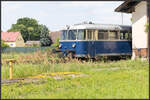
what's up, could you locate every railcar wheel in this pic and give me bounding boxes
[90,58,96,62]
[52,49,56,53]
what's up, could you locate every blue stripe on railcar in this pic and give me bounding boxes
[60,41,132,58]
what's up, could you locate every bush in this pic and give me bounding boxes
[1,41,9,47]
[145,23,149,33]
[51,38,60,47]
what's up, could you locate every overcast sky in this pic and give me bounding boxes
[2,1,132,32]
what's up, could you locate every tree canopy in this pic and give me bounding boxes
[7,17,44,42]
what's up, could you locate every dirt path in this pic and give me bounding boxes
[1,73,88,85]
[93,67,130,71]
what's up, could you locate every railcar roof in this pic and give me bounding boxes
[61,23,131,31]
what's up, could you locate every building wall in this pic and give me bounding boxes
[15,33,25,47]
[50,31,61,43]
[132,1,148,58]
[5,42,16,47]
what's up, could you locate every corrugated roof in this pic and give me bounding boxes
[115,0,141,13]
[1,32,20,42]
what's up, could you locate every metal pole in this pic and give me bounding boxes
[121,13,123,25]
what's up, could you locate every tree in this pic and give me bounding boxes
[40,25,52,46]
[7,17,41,42]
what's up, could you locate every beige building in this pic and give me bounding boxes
[1,32,25,47]
[49,31,61,43]
[115,0,148,59]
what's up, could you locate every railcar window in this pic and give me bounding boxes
[86,29,97,40]
[98,30,121,40]
[120,33,124,39]
[68,30,77,40]
[78,29,85,40]
[104,32,109,40]
[87,30,92,40]
[120,32,131,40]
[60,30,67,40]
[98,30,108,40]
[125,33,129,39]
[129,33,132,40]
[108,31,118,40]
[98,32,104,39]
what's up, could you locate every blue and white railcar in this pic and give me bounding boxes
[58,22,132,58]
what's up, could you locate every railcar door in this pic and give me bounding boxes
[87,29,96,58]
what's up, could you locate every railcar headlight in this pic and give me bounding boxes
[59,44,62,48]
[72,43,76,48]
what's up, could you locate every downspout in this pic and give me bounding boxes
[147,1,150,63]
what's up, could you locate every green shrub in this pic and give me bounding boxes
[51,38,60,47]
[145,23,149,33]
[1,41,9,47]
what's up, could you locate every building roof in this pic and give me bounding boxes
[25,41,40,45]
[1,32,20,42]
[61,22,131,31]
[115,0,141,13]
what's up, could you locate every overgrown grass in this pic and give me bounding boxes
[1,51,149,99]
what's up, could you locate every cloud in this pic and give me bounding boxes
[2,2,23,12]
[1,1,131,32]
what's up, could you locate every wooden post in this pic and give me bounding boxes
[6,59,16,80]
[9,61,13,80]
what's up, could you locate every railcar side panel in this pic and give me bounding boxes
[95,41,132,56]
[60,41,132,58]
